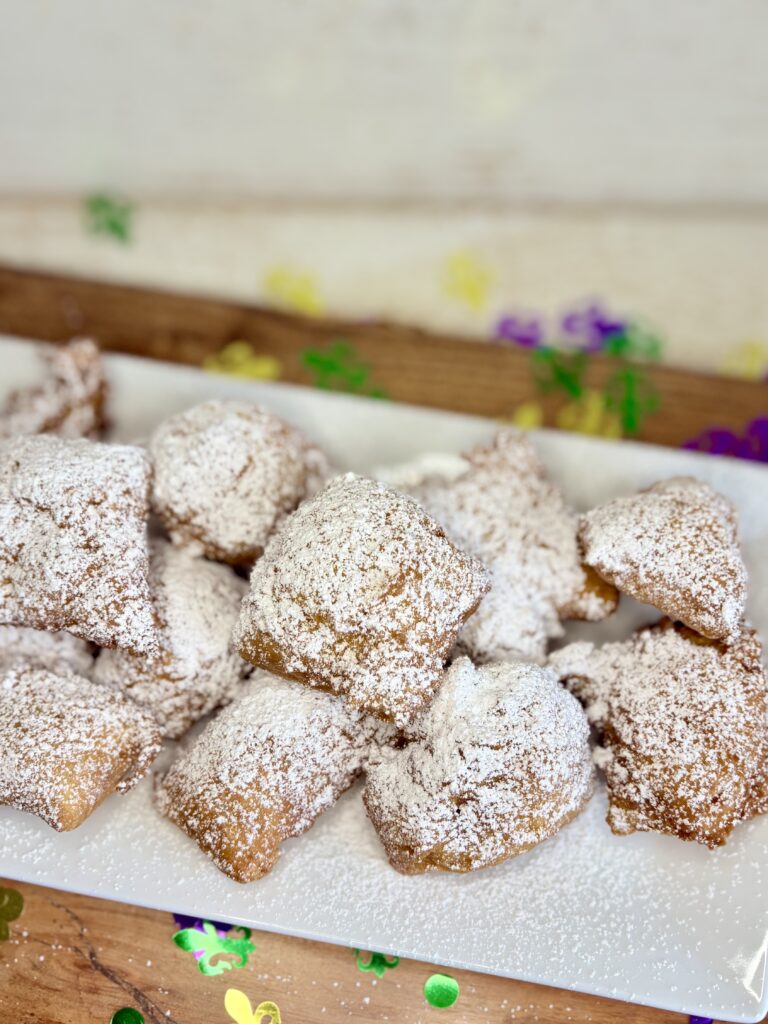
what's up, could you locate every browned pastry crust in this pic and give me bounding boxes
[363,657,594,874]
[156,672,390,882]
[0,668,161,831]
[579,476,747,641]
[549,619,768,847]
[232,473,490,728]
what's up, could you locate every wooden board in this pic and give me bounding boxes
[0,265,763,1023]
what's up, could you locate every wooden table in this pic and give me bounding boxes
[1,266,765,1024]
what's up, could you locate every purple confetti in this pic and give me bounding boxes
[683,415,768,462]
[689,1016,713,1024]
[172,913,231,960]
[495,314,544,348]
[560,302,627,352]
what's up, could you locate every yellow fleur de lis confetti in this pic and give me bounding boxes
[442,250,493,312]
[502,401,545,430]
[556,390,622,439]
[225,988,281,1024]
[203,341,282,381]
[721,341,768,381]
[263,265,323,316]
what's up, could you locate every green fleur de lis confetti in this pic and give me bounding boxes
[301,340,387,398]
[604,366,660,435]
[532,348,588,399]
[0,886,23,941]
[603,323,663,362]
[84,193,134,243]
[353,948,400,978]
[173,921,256,976]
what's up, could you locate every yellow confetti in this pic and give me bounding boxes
[442,250,493,312]
[721,341,768,381]
[203,341,282,381]
[263,265,323,316]
[556,390,622,439]
[225,988,281,1024]
[509,401,544,430]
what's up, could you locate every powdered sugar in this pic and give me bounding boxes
[0,338,106,440]
[233,473,490,727]
[410,430,613,663]
[0,625,94,677]
[156,671,389,881]
[93,539,249,738]
[150,399,329,565]
[0,434,157,654]
[579,476,748,640]
[549,620,768,847]
[0,667,161,831]
[363,656,594,873]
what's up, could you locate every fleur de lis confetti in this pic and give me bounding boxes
[495,313,544,348]
[84,194,134,243]
[555,389,622,439]
[443,250,493,312]
[683,415,768,463]
[560,302,627,353]
[0,886,23,941]
[532,348,588,399]
[353,948,400,978]
[604,366,660,435]
[173,920,256,976]
[225,988,281,1024]
[301,340,387,398]
[263,265,323,316]
[508,401,544,430]
[721,341,768,381]
[203,341,282,381]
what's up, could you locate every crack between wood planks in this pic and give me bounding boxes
[46,897,182,1024]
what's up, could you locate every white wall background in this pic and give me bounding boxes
[1,0,767,204]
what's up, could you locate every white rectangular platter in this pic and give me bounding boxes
[1,336,768,1022]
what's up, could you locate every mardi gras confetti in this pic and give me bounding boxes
[689,1017,713,1024]
[683,415,768,463]
[556,389,622,439]
[0,886,23,941]
[110,1010,144,1024]
[173,920,256,976]
[225,988,281,1024]
[203,341,282,381]
[84,194,133,243]
[353,948,400,978]
[301,340,387,398]
[532,348,588,399]
[264,265,323,316]
[495,313,543,348]
[442,250,493,312]
[721,340,768,381]
[424,973,460,1009]
[604,366,660,435]
[509,401,544,430]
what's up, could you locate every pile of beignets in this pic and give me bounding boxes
[1,339,765,883]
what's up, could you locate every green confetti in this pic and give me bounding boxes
[424,972,460,1009]
[110,1010,144,1024]
[604,366,660,435]
[85,193,134,243]
[353,948,400,977]
[301,339,387,398]
[0,886,23,941]
[604,323,663,362]
[173,921,256,976]
[532,348,588,399]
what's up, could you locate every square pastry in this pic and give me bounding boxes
[233,473,490,727]
[0,435,157,654]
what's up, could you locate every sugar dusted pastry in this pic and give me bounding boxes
[233,473,490,727]
[579,477,747,640]
[156,672,388,883]
[93,540,248,739]
[0,625,93,677]
[0,338,106,439]
[363,656,593,874]
[550,619,768,847]
[0,435,157,654]
[411,430,617,663]
[150,399,329,565]
[0,668,161,831]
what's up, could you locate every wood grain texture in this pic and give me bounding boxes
[0,264,766,447]
[0,879,694,1024]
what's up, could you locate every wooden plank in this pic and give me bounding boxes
[0,878,693,1024]
[0,264,765,448]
